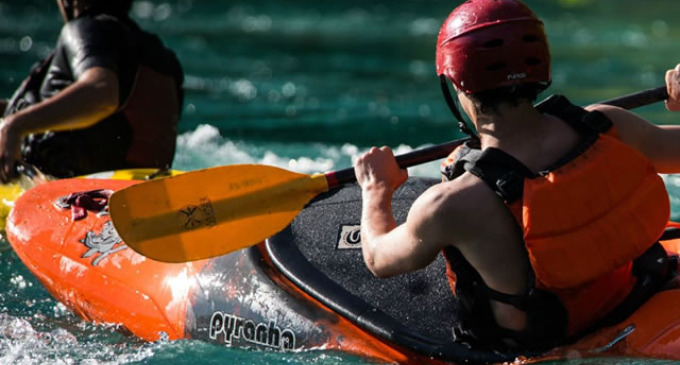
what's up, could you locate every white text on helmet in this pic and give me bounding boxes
[507,73,527,80]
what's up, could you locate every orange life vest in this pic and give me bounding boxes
[520,130,669,289]
[441,95,670,337]
[517,128,668,335]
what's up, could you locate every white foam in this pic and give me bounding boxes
[174,125,442,179]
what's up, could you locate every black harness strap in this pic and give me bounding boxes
[444,246,568,352]
[440,139,482,181]
[463,95,613,204]
[468,148,536,204]
[535,94,613,134]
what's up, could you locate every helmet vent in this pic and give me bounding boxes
[522,34,540,43]
[526,57,541,66]
[482,39,504,48]
[485,62,507,71]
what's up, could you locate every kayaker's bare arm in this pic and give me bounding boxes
[355,146,530,300]
[586,64,680,174]
[359,185,454,277]
[585,105,680,174]
[665,64,680,112]
[355,147,457,278]
[0,67,119,181]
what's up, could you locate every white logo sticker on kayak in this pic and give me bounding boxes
[80,221,127,266]
[337,225,362,249]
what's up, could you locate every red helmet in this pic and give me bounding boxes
[436,0,551,94]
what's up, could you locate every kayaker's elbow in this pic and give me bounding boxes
[362,238,398,278]
[363,256,392,279]
[369,267,391,279]
[368,267,392,279]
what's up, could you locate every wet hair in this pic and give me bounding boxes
[467,83,548,115]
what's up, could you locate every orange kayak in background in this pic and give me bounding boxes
[5,176,680,364]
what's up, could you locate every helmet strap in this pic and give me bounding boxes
[62,0,75,21]
[439,76,479,141]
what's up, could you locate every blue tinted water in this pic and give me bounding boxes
[0,0,679,364]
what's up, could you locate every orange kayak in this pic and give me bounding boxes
[5,176,680,364]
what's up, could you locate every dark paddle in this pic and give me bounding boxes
[109,85,670,262]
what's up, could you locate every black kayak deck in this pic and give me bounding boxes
[266,177,523,363]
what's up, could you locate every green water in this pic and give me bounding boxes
[0,0,680,364]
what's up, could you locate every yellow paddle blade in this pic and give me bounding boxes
[109,164,329,262]
[0,182,24,231]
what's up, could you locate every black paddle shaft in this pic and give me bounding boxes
[327,85,669,187]
[326,138,469,187]
[598,86,668,109]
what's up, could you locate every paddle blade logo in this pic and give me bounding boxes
[337,224,362,250]
[178,197,217,229]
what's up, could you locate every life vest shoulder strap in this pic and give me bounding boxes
[445,95,614,203]
[440,139,481,181]
[535,94,613,134]
[468,148,535,203]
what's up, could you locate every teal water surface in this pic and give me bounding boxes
[1,0,680,364]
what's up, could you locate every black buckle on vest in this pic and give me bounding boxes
[495,171,524,203]
[582,110,613,133]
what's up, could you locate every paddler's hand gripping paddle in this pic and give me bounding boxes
[109,86,668,262]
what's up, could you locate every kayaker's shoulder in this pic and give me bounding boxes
[584,103,657,137]
[412,174,494,220]
[585,102,631,115]
[583,103,650,125]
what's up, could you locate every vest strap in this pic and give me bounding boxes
[465,95,614,203]
[468,148,535,203]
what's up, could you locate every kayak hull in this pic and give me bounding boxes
[6,176,680,364]
[6,177,430,364]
